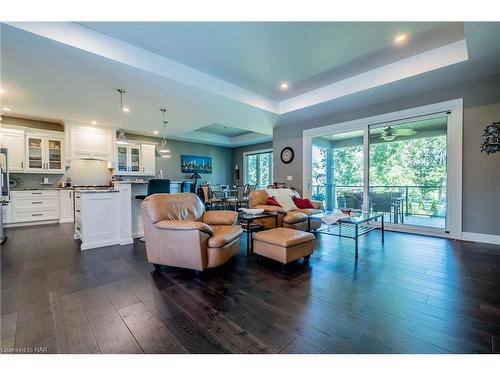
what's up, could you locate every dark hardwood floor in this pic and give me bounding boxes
[1,223,500,353]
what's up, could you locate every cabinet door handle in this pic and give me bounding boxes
[21,161,24,169]
[69,192,72,198]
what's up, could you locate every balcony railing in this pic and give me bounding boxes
[311,184,446,219]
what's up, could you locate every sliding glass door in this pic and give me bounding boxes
[244,150,273,188]
[368,117,447,229]
[306,100,462,238]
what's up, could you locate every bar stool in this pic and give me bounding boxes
[135,179,170,241]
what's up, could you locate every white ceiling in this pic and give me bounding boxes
[1,22,500,147]
[78,22,463,100]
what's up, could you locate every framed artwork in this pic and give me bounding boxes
[181,155,212,174]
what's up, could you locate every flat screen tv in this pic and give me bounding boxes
[181,155,212,174]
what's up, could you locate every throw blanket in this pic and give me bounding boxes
[321,213,349,225]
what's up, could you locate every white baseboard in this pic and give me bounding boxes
[59,218,74,224]
[5,219,59,228]
[120,237,134,245]
[462,232,500,245]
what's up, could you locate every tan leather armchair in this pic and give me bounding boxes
[142,193,243,271]
[248,189,323,231]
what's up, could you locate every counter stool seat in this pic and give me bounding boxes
[253,227,315,265]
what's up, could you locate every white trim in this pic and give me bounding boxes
[58,218,74,224]
[462,232,500,246]
[303,98,463,239]
[280,40,468,114]
[5,219,59,228]
[80,238,122,251]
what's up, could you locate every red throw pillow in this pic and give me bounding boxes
[266,196,281,207]
[292,196,315,209]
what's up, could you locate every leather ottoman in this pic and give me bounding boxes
[252,227,315,264]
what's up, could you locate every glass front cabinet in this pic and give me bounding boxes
[115,144,142,175]
[25,134,64,174]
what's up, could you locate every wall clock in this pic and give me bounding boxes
[280,147,295,164]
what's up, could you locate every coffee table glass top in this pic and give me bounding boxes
[312,211,383,225]
[238,211,278,220]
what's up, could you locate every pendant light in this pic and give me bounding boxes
[159,108,171,158]
[116,89,129,145]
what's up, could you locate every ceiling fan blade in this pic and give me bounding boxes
[393,129,417,135]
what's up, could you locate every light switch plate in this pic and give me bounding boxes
[287,176,293,181]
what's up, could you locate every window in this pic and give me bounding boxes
[244,150,273,188]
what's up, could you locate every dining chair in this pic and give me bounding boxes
[210,190,227,210]
[226,185,246,211]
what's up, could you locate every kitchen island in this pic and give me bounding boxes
[74,188,123,250]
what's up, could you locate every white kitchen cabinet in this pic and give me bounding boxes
[67,124,113,161]
[113,182,133,244]
[25,133,64,174]
[140,144,156,176]
[11,190,60,224]
[59,189,74,223]
[0,128,25,172]
[116,144,141,175]
[74,190,121,250]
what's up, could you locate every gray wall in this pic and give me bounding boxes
[273,74,500,235]
[231,141,273,185]
[126,133,233,185]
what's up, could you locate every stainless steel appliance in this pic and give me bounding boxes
[1,147,10,244]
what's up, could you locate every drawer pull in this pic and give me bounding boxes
[31,192,43,195]
[32,202,43,204]
[76,209,80,212]
[32,213,43,217]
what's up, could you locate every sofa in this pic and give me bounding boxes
[248,189,324,231]
[142,192,243,271]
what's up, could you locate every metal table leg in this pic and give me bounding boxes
[354,224,359,259]
[246,219,251,255]
[381,215,385,243]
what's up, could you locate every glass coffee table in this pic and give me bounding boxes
[238,211,279,255]
[311,212,384,259]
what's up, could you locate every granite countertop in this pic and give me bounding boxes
[74,189,119,194]
[11,187,71,191]
[113,181,148,184]
[113,180,184,184]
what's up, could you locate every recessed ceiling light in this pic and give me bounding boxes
[153,130,159,134]
[0,88,5,94]
[394,34,408,44]
[2,107,11,111]
[91,120,98,125]
[122,107,130,113]
[280,82,289,90]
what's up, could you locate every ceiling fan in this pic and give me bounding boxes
[379,126,417,141]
